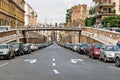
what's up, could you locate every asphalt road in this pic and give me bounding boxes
[0,43,120,80]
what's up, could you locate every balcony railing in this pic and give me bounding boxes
[98,2,115,7]
[92,10,116,17]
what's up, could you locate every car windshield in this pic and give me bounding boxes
[81,44,88,48]
[12,43,20,48]
[74,44,80,46]
[105,46,120,51]
[0,45,8,49]
[94,44,102,49]
[24,45,29,48]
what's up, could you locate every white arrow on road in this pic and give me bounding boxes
[24,59,37,64]
[70,59,83,64]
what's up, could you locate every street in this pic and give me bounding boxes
[0,43,120,80]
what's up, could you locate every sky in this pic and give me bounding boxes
[25,0,92,24]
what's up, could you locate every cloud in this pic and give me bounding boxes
[25,0,92,23]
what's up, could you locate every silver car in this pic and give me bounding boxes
[0,44,15,60]
[99,45,120,62]
[114,53,120,67]
[31,44,38,51]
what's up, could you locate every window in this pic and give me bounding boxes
[108,0,111,4]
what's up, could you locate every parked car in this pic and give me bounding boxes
[114,53,120,67]
[79,43,89,55]
[57,42,64,47]
[72,43,81,51]
[69,44,74,50]
[0,44,15,60]
[23,44,32,54]
[64,43,71,49]
[31,44,38,51]
[88,43,103,59]
[36,44,43,49]
[42,43,48,48]
[99,45,120,62]
[11,42,24,56]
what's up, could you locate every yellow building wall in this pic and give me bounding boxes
[0,0,25,27]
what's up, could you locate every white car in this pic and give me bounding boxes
[0,44,15,60]
[99,45,120,62]
[30,44,38,51]
[73,43,81,51]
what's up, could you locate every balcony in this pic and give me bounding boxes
[92,11,116,18]
[98,9,116,16]
[98,2,115,7]
[100,12,116,16]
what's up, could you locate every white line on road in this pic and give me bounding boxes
[70,60,77,64]
[24,59,37,64]
[0,62,9,68]
[70,59,83,64]
[109,66,120,71]
[52,63,56,66]
[30,59,37,63]
[53,69,60,74]
[52,58,55,62]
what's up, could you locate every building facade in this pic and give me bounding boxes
[71,4,87,27]
[92,0,120,25]
[0,0,25,28]
[24,3,38,27]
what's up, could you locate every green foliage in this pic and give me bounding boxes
[89,8,96,15]
[66,9,72,22]
[102,16,120,27]
[85,17,95,26]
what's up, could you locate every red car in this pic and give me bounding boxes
[87,43,103,59]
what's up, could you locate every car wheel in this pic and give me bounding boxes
[29,51,31,54]
[91,54,95,59]
[89,55,91,58]
[22,51,24,55]
[18,52,21,56]
[99,57,102,61]
[12,53,15,58]
[6,54,11,60]
[115,58,120,67]
[85,52,87,55]
[104,56,108,62]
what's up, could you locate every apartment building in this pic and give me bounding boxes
[71,4,87,27]
[92,0,120,24]
[24,3,38,27]
[0,0,25,28]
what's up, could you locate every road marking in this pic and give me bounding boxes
[52,63,56,66]
[53,69,60,74]
[109,66,120,71]
[24,59,37,64]
[0,62,9,68]
[52,58,55,62]
[30,59,37,63]
[70,59,83,64]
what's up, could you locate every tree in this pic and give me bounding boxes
[102,16,120,27]
[89,8,96,15]
[85,17,95,26]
